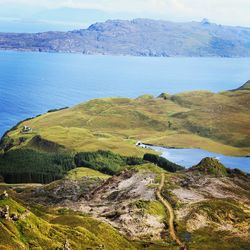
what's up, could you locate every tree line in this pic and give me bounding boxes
[0,149,184,184]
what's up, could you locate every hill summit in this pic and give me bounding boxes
[237,80,250,90]
[190,157,227,176]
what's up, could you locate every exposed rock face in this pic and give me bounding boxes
[0,199,28,222]
[18,169,166,241]
[0,205,10,220]
[20,177,106,205]
[10,213,19,221]
[169,171,250,238]
[62,239,71,250]
[0,190,8,199]
[11,164,250,247]
[73,170,166,240]
[1,19,250,57]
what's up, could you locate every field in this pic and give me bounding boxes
[2,87,250,157]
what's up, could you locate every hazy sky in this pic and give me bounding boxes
[0,0,250,32]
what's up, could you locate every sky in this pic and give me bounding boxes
[0,0,250,32]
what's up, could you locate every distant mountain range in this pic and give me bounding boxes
[1,18,250,57]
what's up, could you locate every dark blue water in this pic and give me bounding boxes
[147,146,250,173]
[0,51,250,139]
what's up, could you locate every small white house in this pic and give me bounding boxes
[21,126,32,133]
[136,141,147,148]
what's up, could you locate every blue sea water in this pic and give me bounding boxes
[0,51,250,172]
[0,51,250,135]
[147,146,250,173]
[0,51,250,137]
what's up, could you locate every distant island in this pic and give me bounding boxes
[1,18,250,57]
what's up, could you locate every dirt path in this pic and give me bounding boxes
[156,173,187,250]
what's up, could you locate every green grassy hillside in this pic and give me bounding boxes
[190,157,228,176]
[2,88,250,157]
[0,197,136,250]
[0,161,249,250]
[64,167,110,180]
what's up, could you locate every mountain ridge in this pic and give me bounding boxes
[238,80,250,90]
[231,80,250,91]
[1,18,250,57]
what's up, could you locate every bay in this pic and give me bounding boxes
[0,51,250,138]
[147,145,250,173]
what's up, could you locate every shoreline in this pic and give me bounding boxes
[1,49,250,59]
[138,143,250,173]
[139,143,250,158]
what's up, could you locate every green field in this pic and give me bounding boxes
[2,88,250,157]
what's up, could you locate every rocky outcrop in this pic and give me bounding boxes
[168,169,250,239]
[0,190,8,199]
[0,205,10,220]
[19,168,167,241]
[74,170,166,240]
[62,239,71,250]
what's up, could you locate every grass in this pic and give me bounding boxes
[189,227,250,250]
[3,90,250,157]
[190,157,228,177]
[0,90,249,248]
[50,215,136,250]
[131,200,167,221]
[188,198,249,224]
[176,197,250,249]
[131,163,167,174]
[64,167,110,180]
[0,197,137,250]
[133,241,179,250]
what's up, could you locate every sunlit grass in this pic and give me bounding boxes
[6,90,250,156]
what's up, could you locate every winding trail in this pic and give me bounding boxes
[156,173,187,250]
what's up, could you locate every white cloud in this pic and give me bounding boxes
[0,0,250,26]
[0,0,177,12]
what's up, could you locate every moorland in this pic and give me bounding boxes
[0,81,249,250]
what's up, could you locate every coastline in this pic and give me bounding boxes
[138,143,250,173]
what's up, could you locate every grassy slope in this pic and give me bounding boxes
[170,90,250,149]
[0,197,136,250]
[5,89,250,156]
[1,164,249,249]
[0,165,177,250]
[64,167,110,180]
[186,199,250,250]
[161,172,250,250]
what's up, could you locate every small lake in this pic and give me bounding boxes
[146,145,250,173]
[0,51,250,136]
